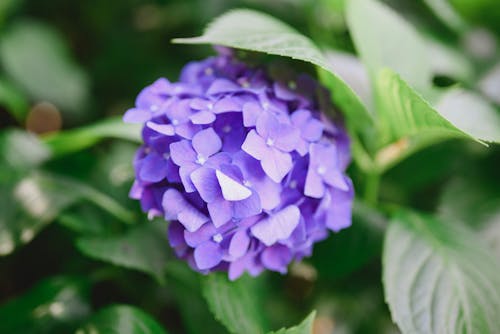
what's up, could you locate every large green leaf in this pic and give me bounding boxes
[43,117,142,157]
[0,276,91,334]
[346,0,432,92]
[373,69,488,169]
[76,221,169,284]
[202,273,267,334]
[0,20,89,113]
[77,305,167,334]
[383,210,500,334]
[173,9,373,138]
[436,88,500,143]
[268,311,316,334]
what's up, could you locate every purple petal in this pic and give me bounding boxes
[168,221,185,247]
[273,82,298,101]
[165,99,192,122]
[179,163,199,193]
[194,241,223,270]
[190,110,216,124]
[215,170,252,201]
[213,97,242,114]
[207,199,232,228]
[146,121,175,136]
[129,180,143,199]
[233,191,262,219]
[177,208,210,232]
[323,169,349,191]
[207,78,242,95]
[175,122,200,139]
[170,140,196,166]
[162,189,188,219]
[123,108,151,123]
[304,166,325,198]
[184,223,217,247]
[139,152,168,182]
[229,230,250,259]
[190,167,221,203]
[192,128,222,158]
[190,98,212,110]
[273,125,300,152]
[251,205,300,246]
[260,149,292,183]
[241,130,267,161]
[261,244,292,273]
[242,102,262,127]
[302,118,323,141]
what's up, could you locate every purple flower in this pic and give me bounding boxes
[126,50,354,280]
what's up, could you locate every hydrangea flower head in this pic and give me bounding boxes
[125,50,354,280]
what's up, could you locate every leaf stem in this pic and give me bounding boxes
[364,171,380,205]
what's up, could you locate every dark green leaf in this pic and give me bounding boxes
[43,117,141,157]
[0,20,89,113]
[77,305,167,334]
[76,221,169,284]
[174,9,373,142]
[0,277,90,334]
[0,172,81,256]
[383,210,500,333]
[0,170,135,256]
[311,201,385,279]
[202,273,267,334]
[268,311,315,334]
[0,77,29,122]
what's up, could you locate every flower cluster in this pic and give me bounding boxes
[125,51,354,280]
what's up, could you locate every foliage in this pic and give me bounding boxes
[0,0,499,333]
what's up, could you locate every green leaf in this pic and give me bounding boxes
[374,69,485,168]
[268,311,316,334]
[436,88,500,143]
[43,117,142,157]
[0,170,135,256]
[202,273,267,334]
[173,9,373,140]
[0,276,90,334]
[346,0,432,92]
[0,172,82,256]
[311,201,385,278]
[383,210,500,334]
[0,20,89,113]
[0,129,51,177]
[77,305,167,334]
[76,221,169,284]
[0,77,29,122]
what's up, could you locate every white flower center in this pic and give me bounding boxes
[289,180,297,189]
[207,103,214,110]
[266,138,275,147]
[262,102,270,110]
[212,233,223,243]
[150,104,159,111]
[171,119,179,126]
[205,67,214,75]
[223,125,232,133]
[317,166,326,175]
[243,180,252,187]
[196,154,206,165]
[163,153,170,160]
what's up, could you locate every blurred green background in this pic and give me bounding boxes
[0,0,499,333]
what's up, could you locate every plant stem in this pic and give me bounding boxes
[364,172,380,205]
